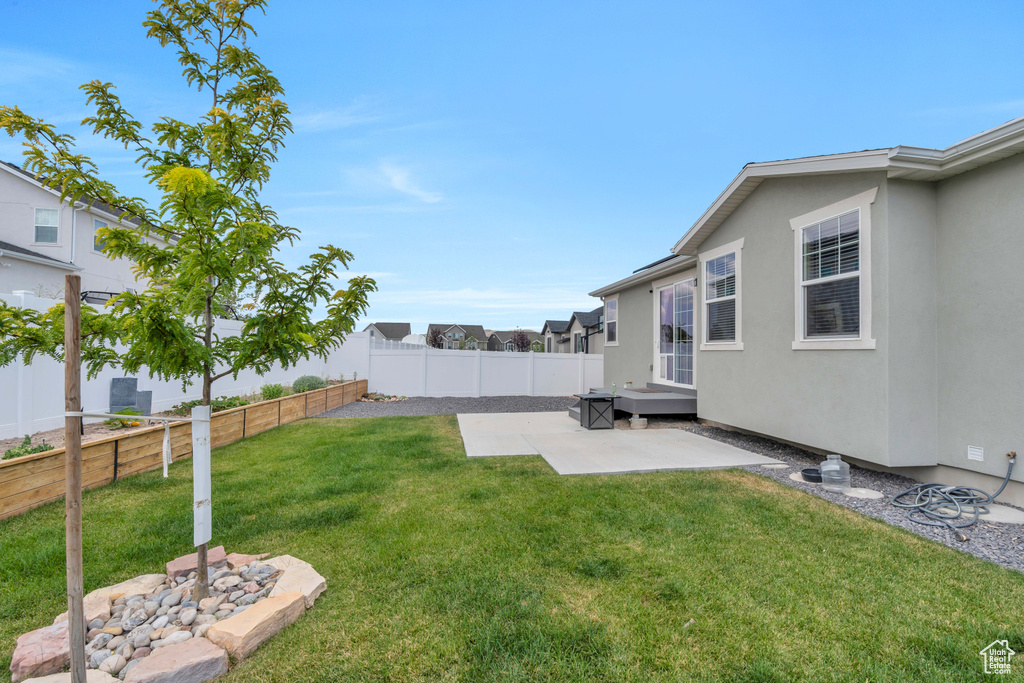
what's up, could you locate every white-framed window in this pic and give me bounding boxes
[604,296,618,345]
[546,335,552,353]
[93,219,108,253]
[573,332,583,353]
[698,237,744,351]
[34,208,59,244]
[790,187,877,350]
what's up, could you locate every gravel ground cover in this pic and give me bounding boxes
[322,395,577,418]
[677,421,1024,573]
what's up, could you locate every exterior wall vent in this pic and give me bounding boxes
[967,445,984,462]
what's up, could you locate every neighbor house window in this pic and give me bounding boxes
[93,219,107,252]
[546,336,552,353]
[574,332,583,353]
[34,208,59,244]
[604,297,618,345]
[790,187,876,350]
[698,237,744,350]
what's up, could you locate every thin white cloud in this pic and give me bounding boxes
[379,163,442,203]
[0,48,77,87]
[291,96,383,133]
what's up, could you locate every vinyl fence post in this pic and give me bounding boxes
[422,345,429,397]
[475,349,483,398]
[14,291,34,436]
[528,351,535,396]
[578,351,585,394]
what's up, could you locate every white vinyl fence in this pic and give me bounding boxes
[0,291,367,439]
[363,337,603,398]
[1,290,604,439]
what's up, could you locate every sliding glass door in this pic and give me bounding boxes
[655,278,694,387]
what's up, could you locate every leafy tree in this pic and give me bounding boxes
[426,327,446,349]
[0,0,375,598]
[512,329,531,352]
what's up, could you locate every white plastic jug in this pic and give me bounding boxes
[819,454,851,493]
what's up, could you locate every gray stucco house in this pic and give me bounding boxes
[591,117,1024,505]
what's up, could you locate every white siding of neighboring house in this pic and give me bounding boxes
[0,165,159,296]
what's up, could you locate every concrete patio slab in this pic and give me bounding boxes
[458,412,781,474]
[458,412,585,458]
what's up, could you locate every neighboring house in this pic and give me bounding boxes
[426,323,488,350]
[566,307,605,354]
[487,329,542,352]
[0,161,156,300]
[541,320,570,354]
[363,322,412,342]
[590,116,1024,505]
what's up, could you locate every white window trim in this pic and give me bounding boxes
[604,294,619,346]
[790,187,877,351]
[698,237,744,351]
[33,207,61,246]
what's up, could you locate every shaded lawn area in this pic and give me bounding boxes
[2,416,1023,682]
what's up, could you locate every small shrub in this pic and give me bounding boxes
[292,375,327,393]
[4,435,54,460]
[169,395,250,416]
[261,383,285,400]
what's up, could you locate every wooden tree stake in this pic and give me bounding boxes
[64,274,86,683]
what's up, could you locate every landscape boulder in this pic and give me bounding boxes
[166,546,227,579]
[122,637,227,683]
[224,552,268,569]
[269,564,326,608]
[9,621,69,683]
[20,671,118,683]
[206,591,305,660]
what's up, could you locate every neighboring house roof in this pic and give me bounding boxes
[671,114,1024,256]
[542,320,570,335]
[589,253,696,298]
[490,329,542,343]
[364,322,411,340]
[427,323,488,340]
[568,307,603,330]
[0,239,82,271]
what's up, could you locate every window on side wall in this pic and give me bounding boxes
[574,332,583,353]
[790,187,876,350]
[605,297,618,345]
[800,210,860,338]
[698,237,744,350]
[93,219,108,252]
[34,208,59,244]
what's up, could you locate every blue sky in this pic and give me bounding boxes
[3,1,1024,334]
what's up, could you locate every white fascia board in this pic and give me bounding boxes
[0,249,83,271]
[671,150,892,256]
[589,255,697,298]
[669,114,1024,258]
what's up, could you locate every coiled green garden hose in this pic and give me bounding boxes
[890,452,1017,542]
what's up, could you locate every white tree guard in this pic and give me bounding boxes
[191,405,212,547]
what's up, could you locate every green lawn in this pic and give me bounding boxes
[2,416,1022,682]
